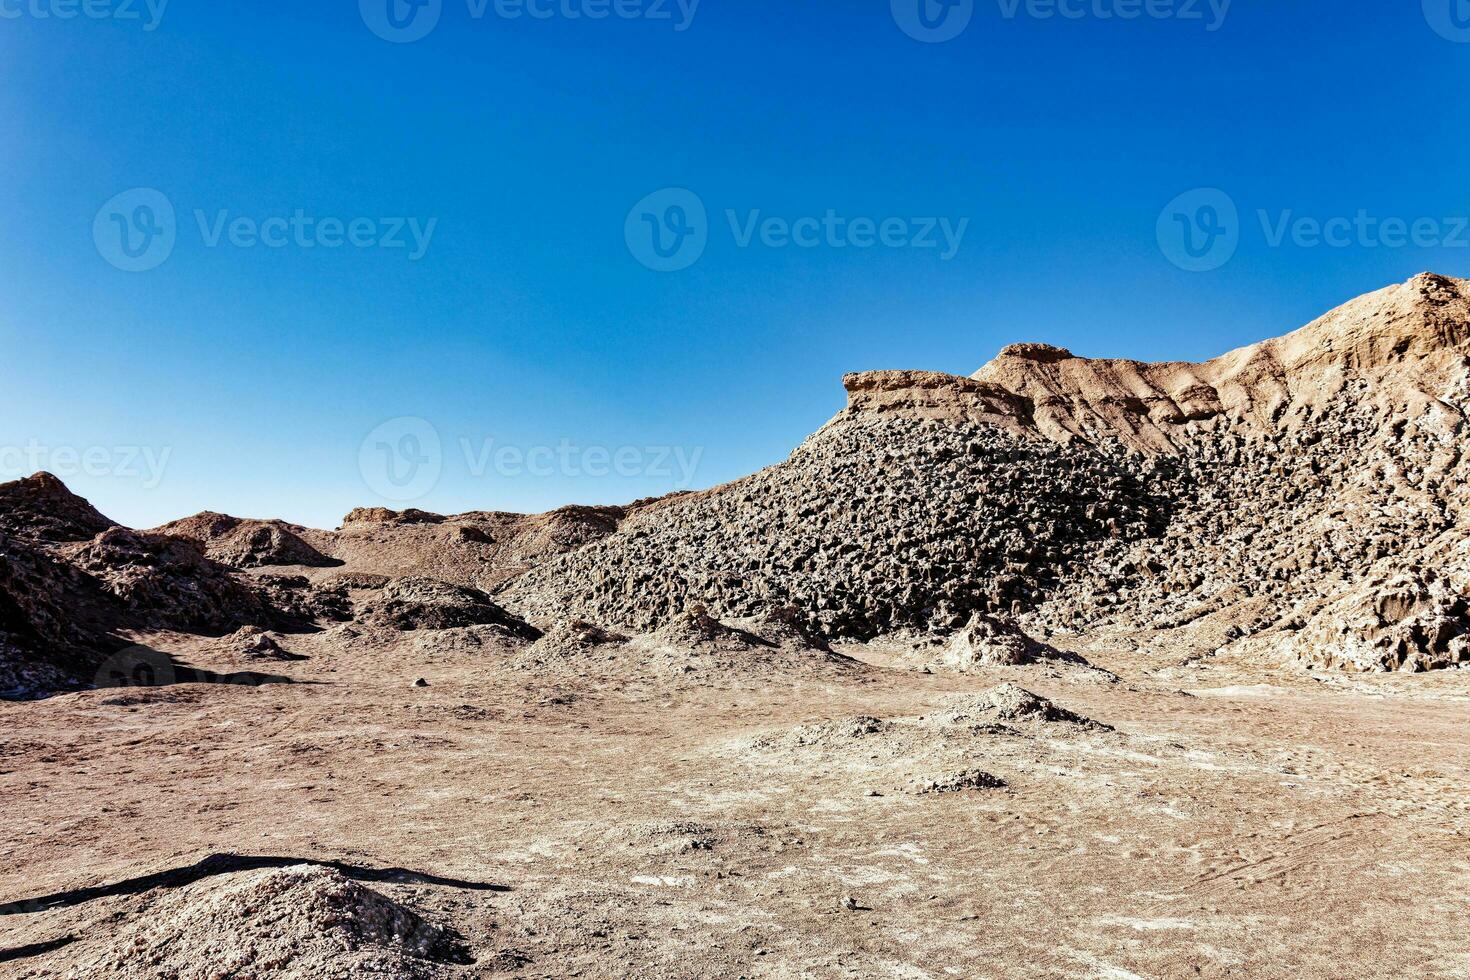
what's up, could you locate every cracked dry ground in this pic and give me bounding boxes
[3,631,1468,979]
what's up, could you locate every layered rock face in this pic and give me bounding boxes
[502,273,1470,671]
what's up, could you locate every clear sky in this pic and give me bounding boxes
[2,1,1467,529]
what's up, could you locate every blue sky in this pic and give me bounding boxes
[2,0,1468,528]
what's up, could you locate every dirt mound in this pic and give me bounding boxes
[154,511,337,569]
[931,613,1071,669]
[751,715,893,751]
[911,768,1006,794]
[357,576,541,639]
[530,619,630,652]
[327,503,632,592]
[929,683,1109,730]
[640,606,771,651]
[76,864,468,979]
[216,625,302,661]
[0,471,118,542]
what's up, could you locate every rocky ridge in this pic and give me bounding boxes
[501,273,1470,672]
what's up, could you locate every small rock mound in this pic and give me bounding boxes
[155,512,337,569]
[642,606,770,651]
[995,342,1075,363]
[0,471,118,543]
[358,577,540,639]
[326,572,392,590]
[935,613,1067,669]
[752,715,892,750]
[931,684,1110,731]
[221,625,299,661]
[342,507,446,526]
[744,605,833,651]
[82,864,469,979]
[531,619,629,652]
[912,768,1007,794]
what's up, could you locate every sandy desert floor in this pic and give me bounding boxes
[3,627,1468,979]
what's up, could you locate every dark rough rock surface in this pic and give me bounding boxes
[357,576,541,639]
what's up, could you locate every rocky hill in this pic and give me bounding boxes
[3,273,1468,696]
[501,273,1470,672]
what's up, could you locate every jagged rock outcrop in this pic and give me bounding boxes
[64,527,278,635]
[1284,566,1470,672]
[0,531,120,697]
[0,471,118,543]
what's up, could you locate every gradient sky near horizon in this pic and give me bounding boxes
[2,1,1468,529]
